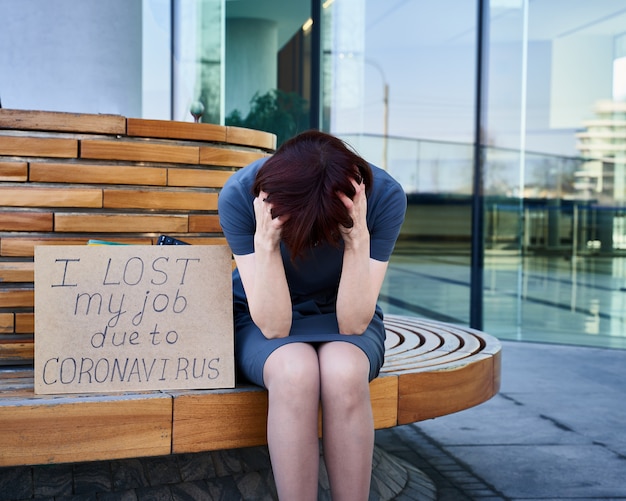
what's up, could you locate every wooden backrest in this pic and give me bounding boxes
[0,109,276,365]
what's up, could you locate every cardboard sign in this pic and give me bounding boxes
[34,245,234,394]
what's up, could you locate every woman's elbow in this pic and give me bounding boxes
[338,319,369,336]
[257,318,292,339]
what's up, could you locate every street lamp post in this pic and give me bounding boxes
[365,58,389,170]
[382,79,389,170]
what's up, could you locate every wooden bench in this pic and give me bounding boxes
[0,314,500,467]
[0,109,501,469]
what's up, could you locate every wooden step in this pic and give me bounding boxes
[0,339,33,363]
[15,313,34,334]
[81,139,199,164]
[127,118,226,143]
[0,109,126,135]
[226,126,276,150]
[168,167,234,188]
[0,161,27,181]
[30,162,167,186]
[0,136,77,158]
[0,262,34,282]
[102,189,218,211]
[54,214,189,233]
[0,212,53,231]
[0,238,150,257]
[0,187,102,208]
[188,215,223,232]
[0,313,12,334]
[0,288,34,308]
[199,147,268,167]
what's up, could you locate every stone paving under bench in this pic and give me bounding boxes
[0,444,435,501]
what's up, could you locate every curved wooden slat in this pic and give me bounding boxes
[379,315,501,424]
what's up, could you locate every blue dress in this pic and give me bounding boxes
[218,158,407,387]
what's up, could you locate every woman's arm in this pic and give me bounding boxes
[235,192,292,339]
[336,180,388,334]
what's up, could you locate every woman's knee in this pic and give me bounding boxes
[264,343,321,395]
[318,342,371,401]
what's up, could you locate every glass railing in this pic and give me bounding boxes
[340,133,626,256]
[341,133,626,349]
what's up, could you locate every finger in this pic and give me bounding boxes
[255,190,272,209]
[253,198,274,225]
[354,177,366,195]
[337,190,354,210]
[274,212,290,224]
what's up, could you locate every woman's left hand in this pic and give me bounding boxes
[337,177,368,250]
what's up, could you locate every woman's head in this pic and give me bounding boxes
[252,130,373,260]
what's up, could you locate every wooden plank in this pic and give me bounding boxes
[0,313,13,334]
[127,118,226,143]
[225,126,276,150]
[382,332,439,365]
[81,139,199,165]
[1,238,90,257]
[491,347,502,395]
[396,355,498,424]
[103,189,218,211]
[0,288,34,308]
[370,375,398,429]
[199,147,268,167]
[0,339,33,363]
[0,109,126,135]
[0,381,35,395]
[0,371,35,394]
[0,136,77,158]
[54,214,188,233]
[0,238,150,257]
[15,313,34,334]
[188,215,222,232]
[0,394,172,466]
[0,187,102,208]
[0,261,34,282]
[30,162,167,186]
[172,387,268,453]
[168,167,234,188]
[0,211,53,231]
[0,367,32,381]
[0,161,28,181]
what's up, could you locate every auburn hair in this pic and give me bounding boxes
[252,130,373,260]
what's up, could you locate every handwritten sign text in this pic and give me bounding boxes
[34,245,234,394]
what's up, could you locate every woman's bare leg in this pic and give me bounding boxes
[263,343,321,501]
[318,342,374,501]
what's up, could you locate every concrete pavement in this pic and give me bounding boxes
[377,339,626,500]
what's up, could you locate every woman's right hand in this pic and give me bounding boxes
[253,190,287,252]
[236,190,292,339]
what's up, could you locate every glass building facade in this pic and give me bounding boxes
[3,0,626,349]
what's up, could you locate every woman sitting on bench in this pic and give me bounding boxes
[218,130,406,500]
